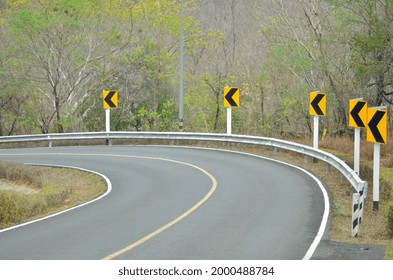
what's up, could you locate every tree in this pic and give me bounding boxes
[259,0,359,135]
[331,0,393,106]
[7,0,133,133]
[0,4,28,135]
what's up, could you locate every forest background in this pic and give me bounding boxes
[1,0,392,138]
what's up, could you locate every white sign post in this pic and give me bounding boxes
[227,107,232,135]
[313,116,319,149]
[353,127,361,174]
[373,143,381,211]
[105,108,110,133]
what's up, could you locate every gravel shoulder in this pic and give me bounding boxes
[312,239,386,260]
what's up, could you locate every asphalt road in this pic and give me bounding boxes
[0,146,328,260]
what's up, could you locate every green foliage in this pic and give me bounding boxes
[183,72,237,133]
[131,99,177,131]
[350,28,391,78]
[129,39,173,82]
[184,88,217,132]
[134,107,160,131]
[9,9,47,33]
[157,99,178,131]
[330,0,393,105]
[55,0,86,14]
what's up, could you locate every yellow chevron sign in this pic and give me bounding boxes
[367,107,387,144]
[309,92,326,116]
[224,87,240,107]
[349,99,367,128]
[103,90,118,109]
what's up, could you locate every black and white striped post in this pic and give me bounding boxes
[352,193,361,237]
[352,182,367,237]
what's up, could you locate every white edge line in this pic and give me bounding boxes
[0,146,330,259]
[144,145,330,260]
[300,168,330,260]
[0,163,112,234]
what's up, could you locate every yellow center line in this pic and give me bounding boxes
[101,155,218,260]
[1,152,218,260]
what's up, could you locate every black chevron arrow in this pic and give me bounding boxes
[225,88,239,106]
[104,91,117,108]
[311,93,325,115]
[350,101,366,127]
[368,110,386,143]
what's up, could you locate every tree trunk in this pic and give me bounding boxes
[375,54,385,106]
[0,117,3,136]
[54,95,64,133]
[213,91,220,131]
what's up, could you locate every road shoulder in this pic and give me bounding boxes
[312,240,386,260]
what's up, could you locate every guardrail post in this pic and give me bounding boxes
[325,163,331,174]
[106,134,112,146]
[362,181,368,199]
[359,190,364,225]
[358,181,367,227]
[48,136,53,148]
[352,193,360,237]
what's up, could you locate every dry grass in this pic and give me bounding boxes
[317,134,393,168]
[0,163,107,229]
[0,162,45,189]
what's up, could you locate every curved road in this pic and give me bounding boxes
[0,146,328,260]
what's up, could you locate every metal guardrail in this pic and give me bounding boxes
[0,131,367,236]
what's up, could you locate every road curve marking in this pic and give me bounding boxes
[1,148,326,259]
[149,146,330,260]
[101,155,218,260]
[300,169,329,260]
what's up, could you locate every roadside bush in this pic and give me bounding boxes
[388,204,393,237]
[41,183,73,207]
[0,183,73,228]
[0,191,20,226]
[0,191,48,227]
[28,196,48,217]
